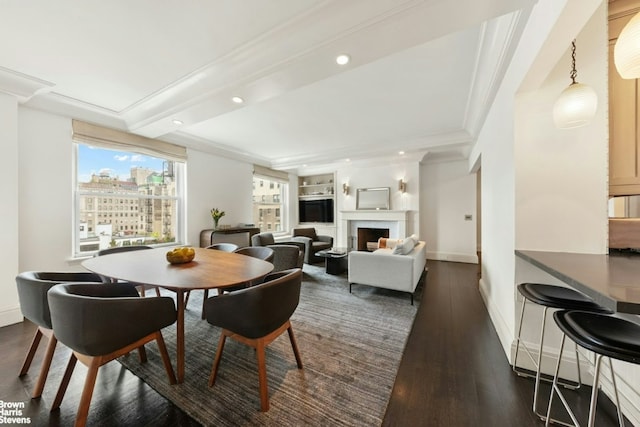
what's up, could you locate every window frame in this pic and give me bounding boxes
[252,173,289,236]
[72,143,186,258]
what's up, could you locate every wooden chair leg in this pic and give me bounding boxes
[52,353,78,410]
[201,289,209,319]
[74,358,101,427]
[19,328,43,376]
[155,332,176,384]
[256,340,270,412]
[32,334,58,398]
[154,287,161,297]
[287,325,303,369]
[208,333,227,387]
[184,291,190,308]
[137,345,147,363]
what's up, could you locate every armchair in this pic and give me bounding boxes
[15,271,107,398]
[251,232,304,271]
[204,268,303,411]
[291,227,333,264]
[47,282,177,427]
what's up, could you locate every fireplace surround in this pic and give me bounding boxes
[340,210,411,251]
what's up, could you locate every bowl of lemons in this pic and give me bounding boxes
[166,247,196,264]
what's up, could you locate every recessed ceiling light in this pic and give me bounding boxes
[232,96,244,104]
[172,119,183,126]
[302,164,308,167]
[336,54,350,65]
[345,158,351,162]
[398,151,405,155]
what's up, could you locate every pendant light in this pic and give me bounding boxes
[614,11,640,79]
[553,40,598,129]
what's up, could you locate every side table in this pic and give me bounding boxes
[316,249,348,275]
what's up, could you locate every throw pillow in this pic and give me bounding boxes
[392,237,416,255]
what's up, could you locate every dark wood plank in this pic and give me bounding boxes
[383,260,624,427]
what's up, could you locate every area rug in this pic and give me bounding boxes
[119,265,419,426]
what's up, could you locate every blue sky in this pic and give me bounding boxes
[78,145,165,183]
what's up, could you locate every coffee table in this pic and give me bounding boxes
[316,249,348,275]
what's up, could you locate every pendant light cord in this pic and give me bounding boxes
[570,39,577,85]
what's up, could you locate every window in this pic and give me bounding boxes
[252,175,288,233]
[74,144,185,256]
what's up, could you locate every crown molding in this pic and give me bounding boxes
[121,0,425,137]
[162,131,272,166]
[271,129,473,170]
[463,8,530,137]
[0,66,54,102]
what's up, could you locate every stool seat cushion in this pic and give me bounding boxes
[518,283,613,313]
[554,310,640,364]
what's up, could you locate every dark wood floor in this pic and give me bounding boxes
[0,260,625,426]
[384,260,624,426]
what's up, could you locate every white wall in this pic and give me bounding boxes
[1,107,257,327]
[470,0,575,356]
[333,160,420,247]
[18,108,76,272]
[512,0,608,372]
[186,150,254,246]
[0,93,21,325]
[515,7,608,254]
[421,159,477,263]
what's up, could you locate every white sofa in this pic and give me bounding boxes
[348,236,427,304]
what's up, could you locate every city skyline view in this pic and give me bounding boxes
[77,144,165,183]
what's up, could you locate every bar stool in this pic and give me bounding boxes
[546,310,640,427]
[514,283,613,421]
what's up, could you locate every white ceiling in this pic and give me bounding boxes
[0,0,535,172]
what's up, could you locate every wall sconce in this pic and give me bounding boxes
[342,183,350,195]
[398,179,407,193]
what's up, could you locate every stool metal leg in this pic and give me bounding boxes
[533,306,549,415]
[587,354,603,427]
[608,358,625,427]
[547,337,624,427]
[513,299,582,422]
[513,295,527,374]
[546,333,581,427]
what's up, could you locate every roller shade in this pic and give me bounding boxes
[72,120,187,162]
[253,164,289,183]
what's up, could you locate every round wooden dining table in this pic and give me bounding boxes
[82,247,274,383]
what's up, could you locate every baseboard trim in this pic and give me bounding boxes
[479,277,512,357]
[426,251,478,264]
[0,307,23,327]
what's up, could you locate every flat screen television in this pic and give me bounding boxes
[299,198,334,223]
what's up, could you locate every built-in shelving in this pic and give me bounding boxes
[298,173,335,198]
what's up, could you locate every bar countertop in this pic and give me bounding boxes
[515,250,640,314]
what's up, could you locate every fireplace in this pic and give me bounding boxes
[357,227,389,251]
[340,210,411,251]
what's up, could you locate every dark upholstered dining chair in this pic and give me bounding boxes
[186,242,240,319]
[204,268,303,412]
[15,271,108,398]
[231,246,275,289]
[251,232,303,271]
[47,282,177,427]
[96,245,160,297]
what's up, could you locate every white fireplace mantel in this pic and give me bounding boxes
[340,210,412,250]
